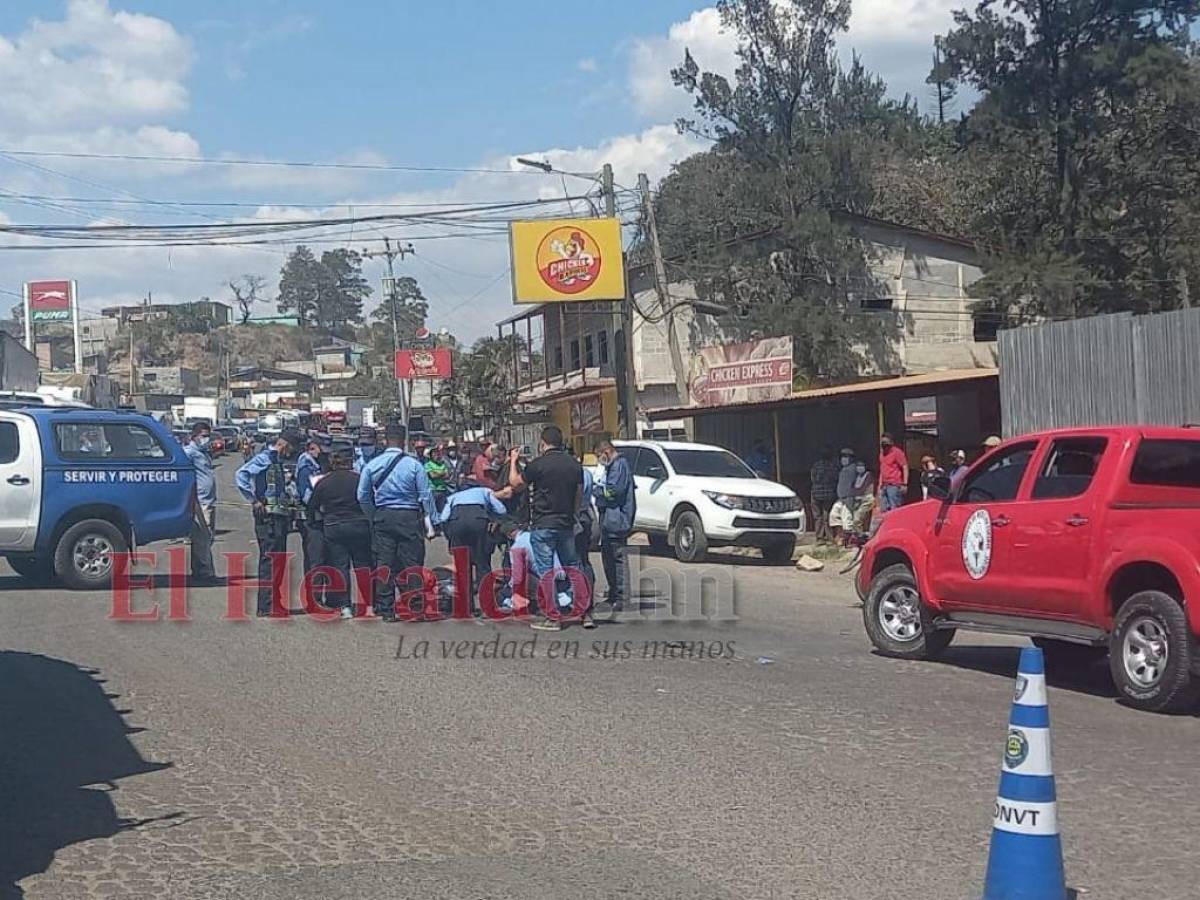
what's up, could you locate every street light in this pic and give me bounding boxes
[515,157,553,173]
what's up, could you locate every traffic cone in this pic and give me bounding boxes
[982,646,1068,900]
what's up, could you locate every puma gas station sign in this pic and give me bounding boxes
[26,280,74,321]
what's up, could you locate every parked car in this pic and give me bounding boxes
[0,408,196,589]
[613,440,804,563]
[857,426,1200,713]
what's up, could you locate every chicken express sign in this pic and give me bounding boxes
[509,217,626,304]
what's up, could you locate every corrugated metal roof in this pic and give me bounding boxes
[646,368,998,420]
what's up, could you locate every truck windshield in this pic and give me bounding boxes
[665,448,757,479]
[1130,439,1200,488]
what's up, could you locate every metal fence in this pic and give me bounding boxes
[1000,308,1200,435]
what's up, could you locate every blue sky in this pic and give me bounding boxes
[0,0,963,340]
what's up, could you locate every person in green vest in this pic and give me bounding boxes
[425,444,452,516]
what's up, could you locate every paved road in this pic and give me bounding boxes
[3,456,1199,899]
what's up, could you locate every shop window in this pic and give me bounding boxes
[598,330,609,364]
[584,334,595,367]
[569,339,581,371]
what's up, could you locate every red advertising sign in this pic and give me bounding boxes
[688,336,794,407]
[395,348,452,380]
[27,280,72,321]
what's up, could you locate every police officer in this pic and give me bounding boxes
[236,429,303,617]
[353,426,380,473]
[295,436,328,598]
[436,477,505,616]
[356,422,436,621]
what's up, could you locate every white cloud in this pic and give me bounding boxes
[0,0,192,131]
[626,2,962,120]
[629,7,737,121]
[577,57,598,73]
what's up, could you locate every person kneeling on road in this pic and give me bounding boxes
[236,429,304,617]
[436,476,506,617]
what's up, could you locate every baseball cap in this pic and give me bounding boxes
[279,428,303,448]
[358,426,377,442]
[983,435,1002,448]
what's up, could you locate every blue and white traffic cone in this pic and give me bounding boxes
[982,646,1068,900]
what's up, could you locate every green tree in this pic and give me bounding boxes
[933,0,1200,320]
[276,245,322,328]
[318,249,370,328]
[661,0,916,379]
[370,275,428,343]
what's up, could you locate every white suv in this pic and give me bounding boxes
[613,440,804,564]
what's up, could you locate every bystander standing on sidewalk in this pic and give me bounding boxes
[809,446,840,543]
[878,433,909,512]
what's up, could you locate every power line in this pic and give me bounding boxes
[0,147,603,182]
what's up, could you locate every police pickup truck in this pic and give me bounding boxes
[0,407,196,589]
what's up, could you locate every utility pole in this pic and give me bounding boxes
[639,172,691,437]
[603,163,639,439]
[362,237,415,443]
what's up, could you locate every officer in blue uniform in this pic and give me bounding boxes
[236,429,303,616]
[436,477,506,616]
[356,422,436,621]
[295,436,327,584]
[353,426,379,473]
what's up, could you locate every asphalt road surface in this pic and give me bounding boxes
[3,457,1200,899]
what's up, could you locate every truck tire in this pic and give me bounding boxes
[1109,590,1200,713]
[863,563,954,660]
[54,520,128,591]
[672,510,708,563]
[761,538,796,565]
[1031,637,1107,670]
[5,555,53,584]
[647,534,670,556]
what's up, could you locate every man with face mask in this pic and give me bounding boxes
[443,440,464,488]
[828,448,858,545]
[593,440,636,616]
[185,422,218,584]
[295,437,328,592]
[237,429,303,616]
[353,426,379,473]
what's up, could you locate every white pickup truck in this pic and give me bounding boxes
[614,440,804,563]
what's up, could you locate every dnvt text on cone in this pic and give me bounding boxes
[983,645,1068,900]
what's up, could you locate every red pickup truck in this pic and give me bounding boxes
[857,427,1200,712]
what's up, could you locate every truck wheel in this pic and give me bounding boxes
[5,555,52,584]
[761,538,796,565]
[1109,590,1200,713]
[672,511,708,563]
[1031,637,1107,670]
[863,563,953,660]
[647,534,670,556]
[54,520,128,591]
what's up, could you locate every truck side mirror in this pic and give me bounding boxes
[926,473,953,502]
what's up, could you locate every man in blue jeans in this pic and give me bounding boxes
[503,425,584,632]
